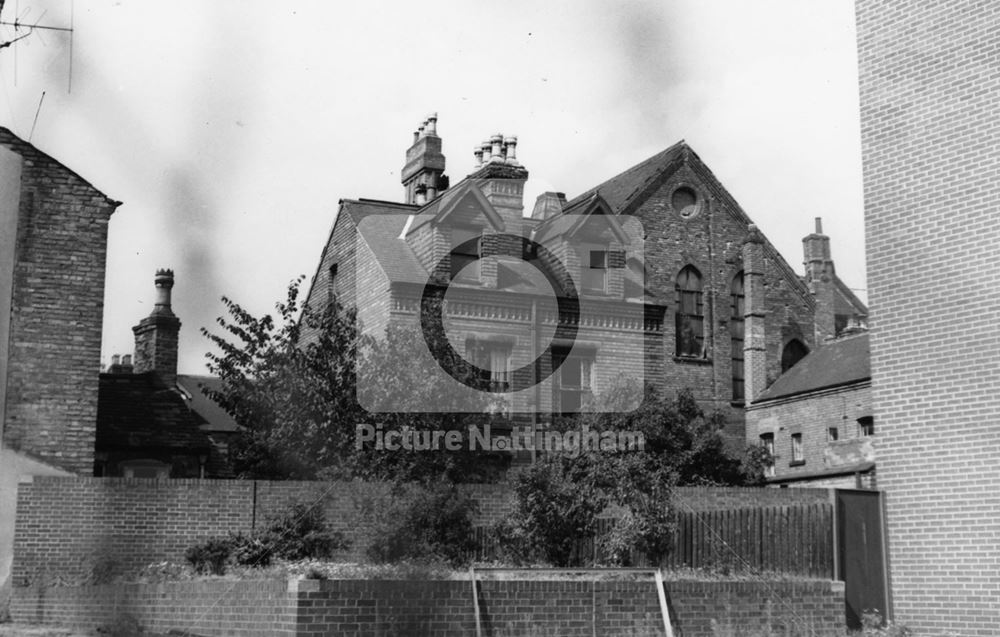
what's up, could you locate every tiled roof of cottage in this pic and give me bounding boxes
[96,372,212,452]
[176,375,242,433]
[755,332,870,402]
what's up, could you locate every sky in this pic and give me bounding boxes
[0,0,865,374]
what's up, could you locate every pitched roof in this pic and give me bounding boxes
[0,127,121,209]
[755,332,871,402]
[176,375,242,433]
[564,142,687,214]
[96,372,212,452]
[342,201,429,284]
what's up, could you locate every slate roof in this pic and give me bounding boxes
[564,142,687,213]
[96,372,212,452]
[755,332,871,402]
[176,375,242,433]
[342,200,428,284]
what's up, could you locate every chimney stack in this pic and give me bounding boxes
[401,113,448,205]
[531,192,567,220]
[132,269,181,386]
[803,217,836,343]
[469,131,530,235]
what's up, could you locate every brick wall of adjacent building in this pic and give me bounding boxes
[11,577,846,637]
[11,477,833,586]
[0,129,118,475]
[747,383,873,480]
[856,0,1000,633]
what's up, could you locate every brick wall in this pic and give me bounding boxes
[856,0,1000,633]
[11,477,833,585]
[11,577,846,637]
[0,129,118,475]
[747,383,873,480]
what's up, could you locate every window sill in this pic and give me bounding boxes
[789,460,806,468]
[729,400,745,408]
[673,356,713,366]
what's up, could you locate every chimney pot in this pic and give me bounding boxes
[473,146,484,168]
[122,354,132,366]
[490,134,504,163]
[481,140,493,163]
[153,269,175,313]
[503,135,519,165]
[425,113,438,136]
[111,354,121,366]
[815,217,823,234]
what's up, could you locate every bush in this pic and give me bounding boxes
[500,458,608,567]
[365,484,478,567]
[184,501,348,575]
[184,537,232,575]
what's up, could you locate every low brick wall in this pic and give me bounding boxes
[11,578,846,637]
[11,477,833,586]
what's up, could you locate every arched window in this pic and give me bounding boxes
[730,272,745,400]
[675,266,704,358]
[781,339,809,372]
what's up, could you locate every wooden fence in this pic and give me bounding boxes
[474,503,834,578]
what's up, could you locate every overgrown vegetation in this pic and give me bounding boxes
[495,380,770,567]
[184,502,348,575]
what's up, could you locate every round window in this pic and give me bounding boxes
[671,186,700,219]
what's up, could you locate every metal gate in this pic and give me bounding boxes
[836,489,890,629]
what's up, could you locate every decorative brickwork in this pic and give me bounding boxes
[11,577,845,637]
[856,0,1000,632]
[0,129,119,475]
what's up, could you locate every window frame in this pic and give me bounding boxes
[759,433,775,478]
[790,432,805,466]
[730,272,745,400]
[450,226,482,282]
[552,347,596,415]
[675,266,705,358]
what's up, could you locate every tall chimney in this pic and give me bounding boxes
[803,217,836,343]
[132,269,181,386]
[401,113,447,205]
[743,226,768,402]
[469,131,530,235]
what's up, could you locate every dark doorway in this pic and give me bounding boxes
[836,489,890,629]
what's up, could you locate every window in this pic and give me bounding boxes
[790,433,804,465]
[450,227,481,282]
[858,416,875,437]
[828,427,839,442]
[675,266,704,358]
[470,341,512,393]
[121,459,171,480]
[553,348,595,414]
[730,273,745,400]
[583,248,609,293]
[760,433,775,478]
[781,339,809,373]
[327,263,339,307]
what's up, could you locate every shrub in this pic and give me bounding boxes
[365,483,478,567]
[183,501,348,575]
[501,458,608,567]
[184,537,233,575]
[259,502,348,561]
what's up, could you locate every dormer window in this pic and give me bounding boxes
[451,227,482,282]
[583,248,609,293]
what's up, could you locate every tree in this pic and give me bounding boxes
[201,278,507,482]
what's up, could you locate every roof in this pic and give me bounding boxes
[564,142,687,213]
[176,375,242,433]
[833,275,868,317]
[343,201,429,284]
[96,372,212,452]
[755,332,871,402]
[0,127,121,209]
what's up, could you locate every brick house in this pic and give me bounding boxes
[0,127,119,599]
[745,331,873,489]
[95,270,238,479]
[304,116,868,450]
